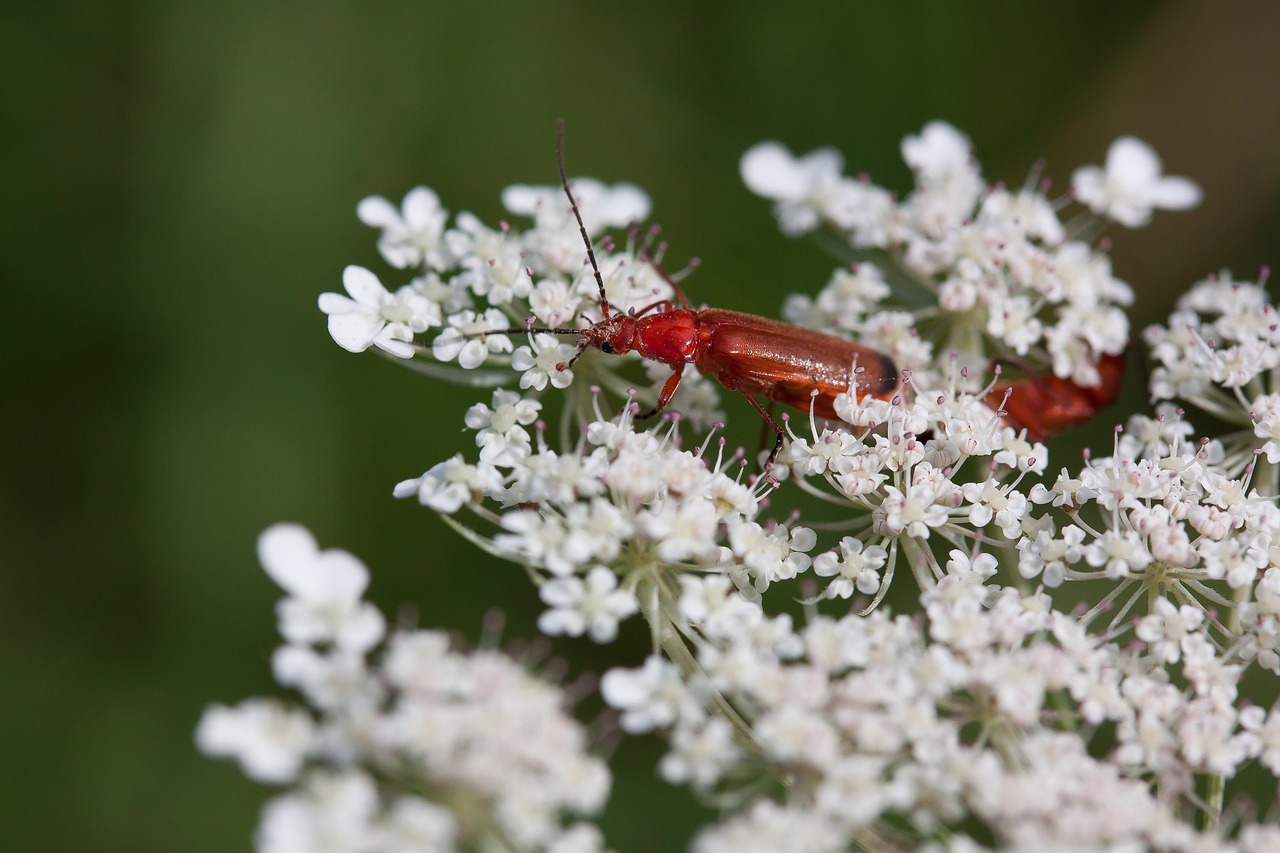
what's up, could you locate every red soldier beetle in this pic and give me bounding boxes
[986,351,1126,442]
[446,125,902,471]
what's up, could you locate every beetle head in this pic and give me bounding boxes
[585,315,637,355]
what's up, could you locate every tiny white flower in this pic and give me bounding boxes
[1136,598,1206,664]
[872,482,950,540]
[432,308,514,368]
[537,566,639,643]
[503,178,651,235]
[740,141,858,235]
[1071,136,1202,228]
[727,521,816,594]
[1083,528,1152,579]
[195,699,315,783]
[901,121,972,182]
[319,265,438,358]
[637,497,722,564]
[659,718,739,791]
[511,333,578,391]
[528,277,583,328]
[600,656,698,733]
[357,186,449,269]
[392,455,502,513]
[377,797,459,853]
[812,536,888,599]
[465,388,541,467]
[257,524,386,652]
[256,770,379,853]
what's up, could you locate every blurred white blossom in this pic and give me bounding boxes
[1072,136,1202,227]
[199,525,611,853]
[357,186,450,269]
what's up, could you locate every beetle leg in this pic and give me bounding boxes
[632,299,677,318]
[756,400,780,464]
[636,364,685,419]
[648,261,694,310]
[731,387,786,470]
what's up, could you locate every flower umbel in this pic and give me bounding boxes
[198,525,611,853]
[209,123,1280,849]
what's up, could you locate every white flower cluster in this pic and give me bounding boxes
[266,125,1280,848]
[396,394,811,624]
[318,172,730,428]
[602,562,1280,852]
[743,124,1197,391]
[197,525,611,853]
[1145,272,1280,469]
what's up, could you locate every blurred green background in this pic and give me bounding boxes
[5,2,1280,850]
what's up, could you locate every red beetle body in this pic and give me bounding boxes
[582,304,900,423]
[987,352,1126,442]
[565,296,900,471]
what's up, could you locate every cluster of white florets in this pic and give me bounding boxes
[393,368,1057,632]
[743,123,1199,390]
[603,558,1280,851]
[318,174,739,429]
[198,523,1280,851]
[1144,272,1280,471]
[396,391,804,612]
[202,125,1280,850]
[197,525,610,853]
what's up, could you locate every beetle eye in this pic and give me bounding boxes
[600,341,614,354]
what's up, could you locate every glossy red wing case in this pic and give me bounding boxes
[989,352,1126,441]
[693,309,899,419]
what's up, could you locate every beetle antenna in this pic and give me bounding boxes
[560,339,592,371]
[557,119,611,320]
[456,324,589,341]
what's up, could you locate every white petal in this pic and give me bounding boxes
[540,578,584,608]
[584,567,620,593]
[335,603,386,652]
[431,331,465,361]
[587,619,620,643]
[401,186,442,228]
[195,699,314,784]
[510,346,535,371]
[457,339,488,369]
[903,122,971,177]
[1148,176,1202,211]
[798,147,844,181]
[317,292,356,316]
[327,313,381,352]
[258,524,320,594]
[1071,166,1106,205]
[1106,136,1160,183]
[741,142,807,201]
[372,326,416,359]
[392,478,422,499]
[377,240,421,270]
[538,608,585,637]
[342,265,388,307]
[356,195,401,228]
[501,184,552,216]
[308,549,370,602]
[595,183,651,226]
[790,527,817,551]
[599,667,648,707]
[422,483,467,513]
